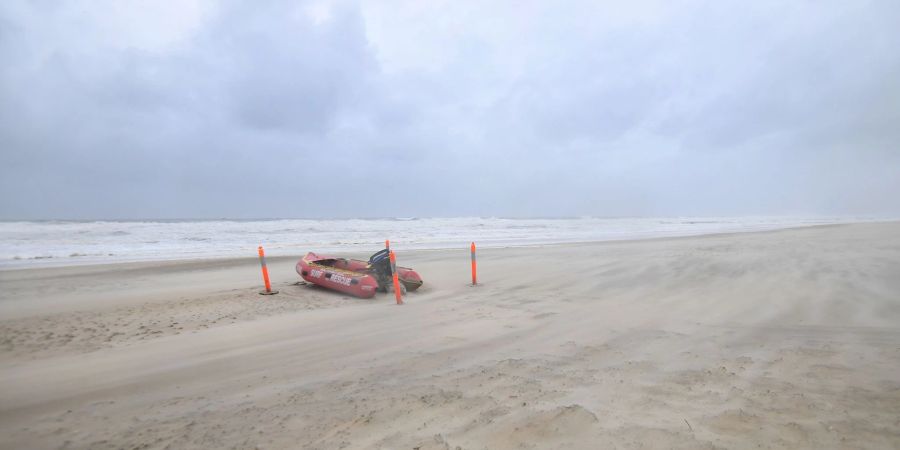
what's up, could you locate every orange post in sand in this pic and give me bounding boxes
[389,250,403,305]
[258,246,278,295]
[470,242,477,285]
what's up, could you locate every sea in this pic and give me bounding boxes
[0,216,875,269]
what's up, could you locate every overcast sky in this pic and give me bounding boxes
[1,1,898,219]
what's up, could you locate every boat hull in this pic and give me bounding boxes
[296,252,423,298]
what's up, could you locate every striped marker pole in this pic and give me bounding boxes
[258,246,278,295]
[471,242,477,286]
[389,250,403,305]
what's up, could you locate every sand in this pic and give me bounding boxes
[1,222,899,449]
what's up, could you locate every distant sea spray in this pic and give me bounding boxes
[0,217,870,269]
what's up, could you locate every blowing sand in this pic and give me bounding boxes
[1,223,899,449]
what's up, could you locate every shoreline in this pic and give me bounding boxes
[0,220,886,274]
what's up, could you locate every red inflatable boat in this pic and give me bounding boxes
[296,249,423,299]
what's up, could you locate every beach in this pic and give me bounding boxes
[1,222,899,449]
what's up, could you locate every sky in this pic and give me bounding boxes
[1,0,898,219]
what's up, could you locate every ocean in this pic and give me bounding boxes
[0,216,870,269]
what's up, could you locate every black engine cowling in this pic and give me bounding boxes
[368,249,393,292]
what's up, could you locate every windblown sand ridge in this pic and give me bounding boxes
[1,223,898,449]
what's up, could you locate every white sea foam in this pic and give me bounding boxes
[0,216,876,269]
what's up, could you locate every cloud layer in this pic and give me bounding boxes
[1,0,898,219]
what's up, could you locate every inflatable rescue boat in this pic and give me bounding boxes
[296,249,423,298]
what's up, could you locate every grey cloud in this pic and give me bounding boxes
[0,0,898,219]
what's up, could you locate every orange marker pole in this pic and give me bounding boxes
[471,242,477,286]
[389,250,403,305]
[385,239,390,251]
[258,246,278,295]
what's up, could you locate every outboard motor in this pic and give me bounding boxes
[368,249,393,292]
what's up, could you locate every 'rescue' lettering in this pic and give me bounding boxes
[330,273,353,286]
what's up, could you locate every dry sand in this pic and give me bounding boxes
[1,222,899,449]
